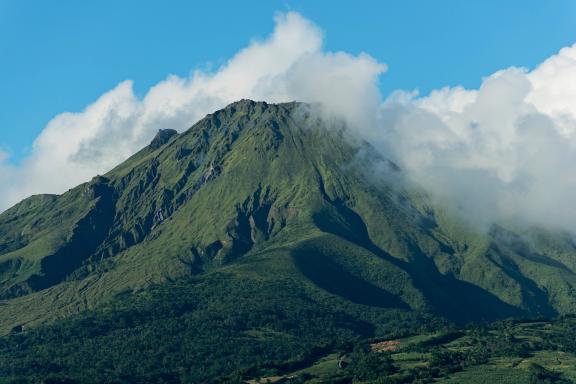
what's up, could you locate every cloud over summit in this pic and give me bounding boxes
[2,11,576,234]
[0,12,382,209]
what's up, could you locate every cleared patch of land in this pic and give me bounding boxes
[247,320,576,383]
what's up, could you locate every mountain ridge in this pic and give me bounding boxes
[1,99,576,336]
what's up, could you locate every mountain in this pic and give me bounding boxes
[1,100,576,382]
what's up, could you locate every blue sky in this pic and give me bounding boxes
[1,0,575,162]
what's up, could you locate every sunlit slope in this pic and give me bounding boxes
[1,100,576,332]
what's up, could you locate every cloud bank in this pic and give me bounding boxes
[382,46,576,232]
[2,11,576,235]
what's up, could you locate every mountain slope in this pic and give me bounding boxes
[1,100,576,337]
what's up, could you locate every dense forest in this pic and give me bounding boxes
[0,274,436,383]
[1,273,576,383]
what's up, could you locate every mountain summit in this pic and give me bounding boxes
[2,100,576,381]
[2,100,576,327]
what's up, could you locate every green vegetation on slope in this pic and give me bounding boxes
[248,318,576,384]
[1,100,576,382]
[2,279,576,384]
[0,272,440,383]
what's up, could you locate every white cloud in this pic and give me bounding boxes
[3,11,576,236]
[379,44,576,232]
[0,12,383,210]
[528,45,576,123]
